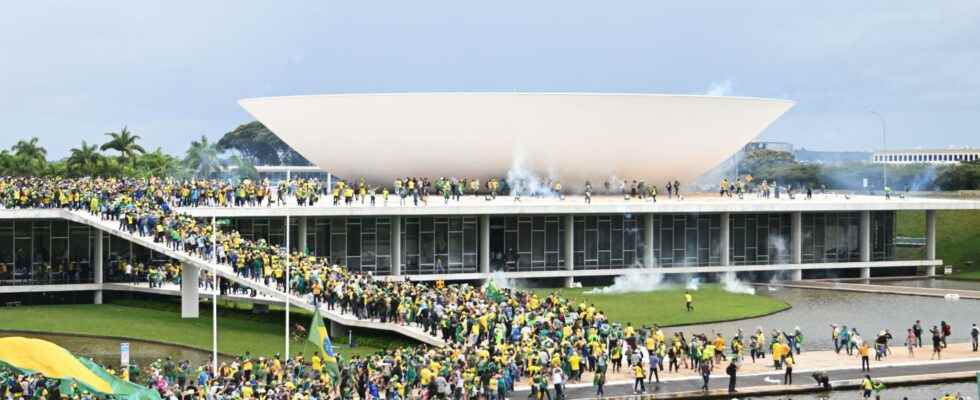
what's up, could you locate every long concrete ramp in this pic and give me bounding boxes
[52,209,445,347]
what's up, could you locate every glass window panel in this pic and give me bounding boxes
[435,222,448,255]
[598,220,611,251]
[421,233,434,265]
[362,233,375,265]
[449,232,463,264]
[347,224,360,255]
[518,222,531,253]
[532,231,545,262]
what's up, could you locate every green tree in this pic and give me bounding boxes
[66,141,102,176]
[217,121,310,165]
[135,148,180,178]
[9,137,48,176]
[184,135,224,178]
[100,126,146,166]
[225,154,259,181]
[934,162,980,191]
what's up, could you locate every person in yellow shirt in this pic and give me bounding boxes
[311,352,321,372]
[569,351,582,381]
[633,363,646,394]
[714,334,728,362]
[685,291,694,311]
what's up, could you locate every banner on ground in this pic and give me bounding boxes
[0,337,160,400]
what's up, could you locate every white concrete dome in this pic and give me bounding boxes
[239,93,794,186]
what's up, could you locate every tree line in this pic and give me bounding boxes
[736,149,980,191]
[0,122,308,180]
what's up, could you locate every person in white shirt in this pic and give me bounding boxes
[552,367,566,400]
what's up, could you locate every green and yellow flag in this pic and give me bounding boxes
[0,337,160,400]
[482,279,505,303]
[307,309,340,383]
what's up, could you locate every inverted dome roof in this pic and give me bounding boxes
[239,92,793,186]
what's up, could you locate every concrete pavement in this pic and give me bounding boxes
[514,342,980,399]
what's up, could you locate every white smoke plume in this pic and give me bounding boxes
[506,148,560,197]
[489,270,517,290]
[685,277,702,291]
[767,235,791,284]
[706,80,734,96]
[585,269,666,294]
[721,271,756,295]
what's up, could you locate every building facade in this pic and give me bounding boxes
[872,148,980,164]
[0,208,907,286]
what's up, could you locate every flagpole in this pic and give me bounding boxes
[285,213,290,358]
[211,215,218,375]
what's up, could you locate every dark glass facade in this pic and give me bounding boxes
[573,215,642,269]
[0,220,96,285]
[489,216,567,271]
[0,211,900,284]
[729,213,793,266]
[402,216,478,274]
[652,214,721,267]
[800,211,895,263]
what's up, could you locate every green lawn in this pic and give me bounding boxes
[530,284,789,327]
[896,210,980,277]
[0,298,413,359]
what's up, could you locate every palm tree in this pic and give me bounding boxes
[11,137,47,162]
[184,135,224,178]
[100,126,146,166]
[225,153,259,182]
[67,141,102,176]
[137,147,179,178]
[10,137,47,175]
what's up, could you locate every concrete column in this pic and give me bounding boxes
[480,215,490,274]
[791,212,803,281]
[643,214,654,268]
[181,265,200,318]
[330,320,350,339]
[298,217,308,255]
[93,229,104,304]
[860,210,872,279]
[719,213,730,267]
[391,216,402,276]
[926,210,937,276]
[563,214,574,288]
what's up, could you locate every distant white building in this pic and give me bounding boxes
[872,148,980,164]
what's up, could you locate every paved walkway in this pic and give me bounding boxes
[767,280,980,300]
[516,342,980,399]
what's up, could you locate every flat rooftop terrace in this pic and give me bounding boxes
[170,193,980,218]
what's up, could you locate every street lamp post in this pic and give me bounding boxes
[285,214,290,358]
[871,111,887,190]
[211,216,218,375]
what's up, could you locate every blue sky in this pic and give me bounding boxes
[2,1,978,159]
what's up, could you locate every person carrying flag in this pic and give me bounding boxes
[307,308,341,386]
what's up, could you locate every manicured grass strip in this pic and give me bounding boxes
[0,298,412,358]
[896,210,980,276]
[530,284,789,327]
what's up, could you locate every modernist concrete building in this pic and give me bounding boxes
[872,148,980,164]
[2,93,980,321]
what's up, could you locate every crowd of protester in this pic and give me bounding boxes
[0,176,947,399]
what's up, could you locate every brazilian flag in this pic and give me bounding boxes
[307,308,341,383]
[0,337,160,400]
[482,279,505,303]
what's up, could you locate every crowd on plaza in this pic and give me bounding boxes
[0,176,960,400]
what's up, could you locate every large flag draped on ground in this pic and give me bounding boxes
[0,337,160,400]
[482,279,505,303]
[307,309,340,383]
